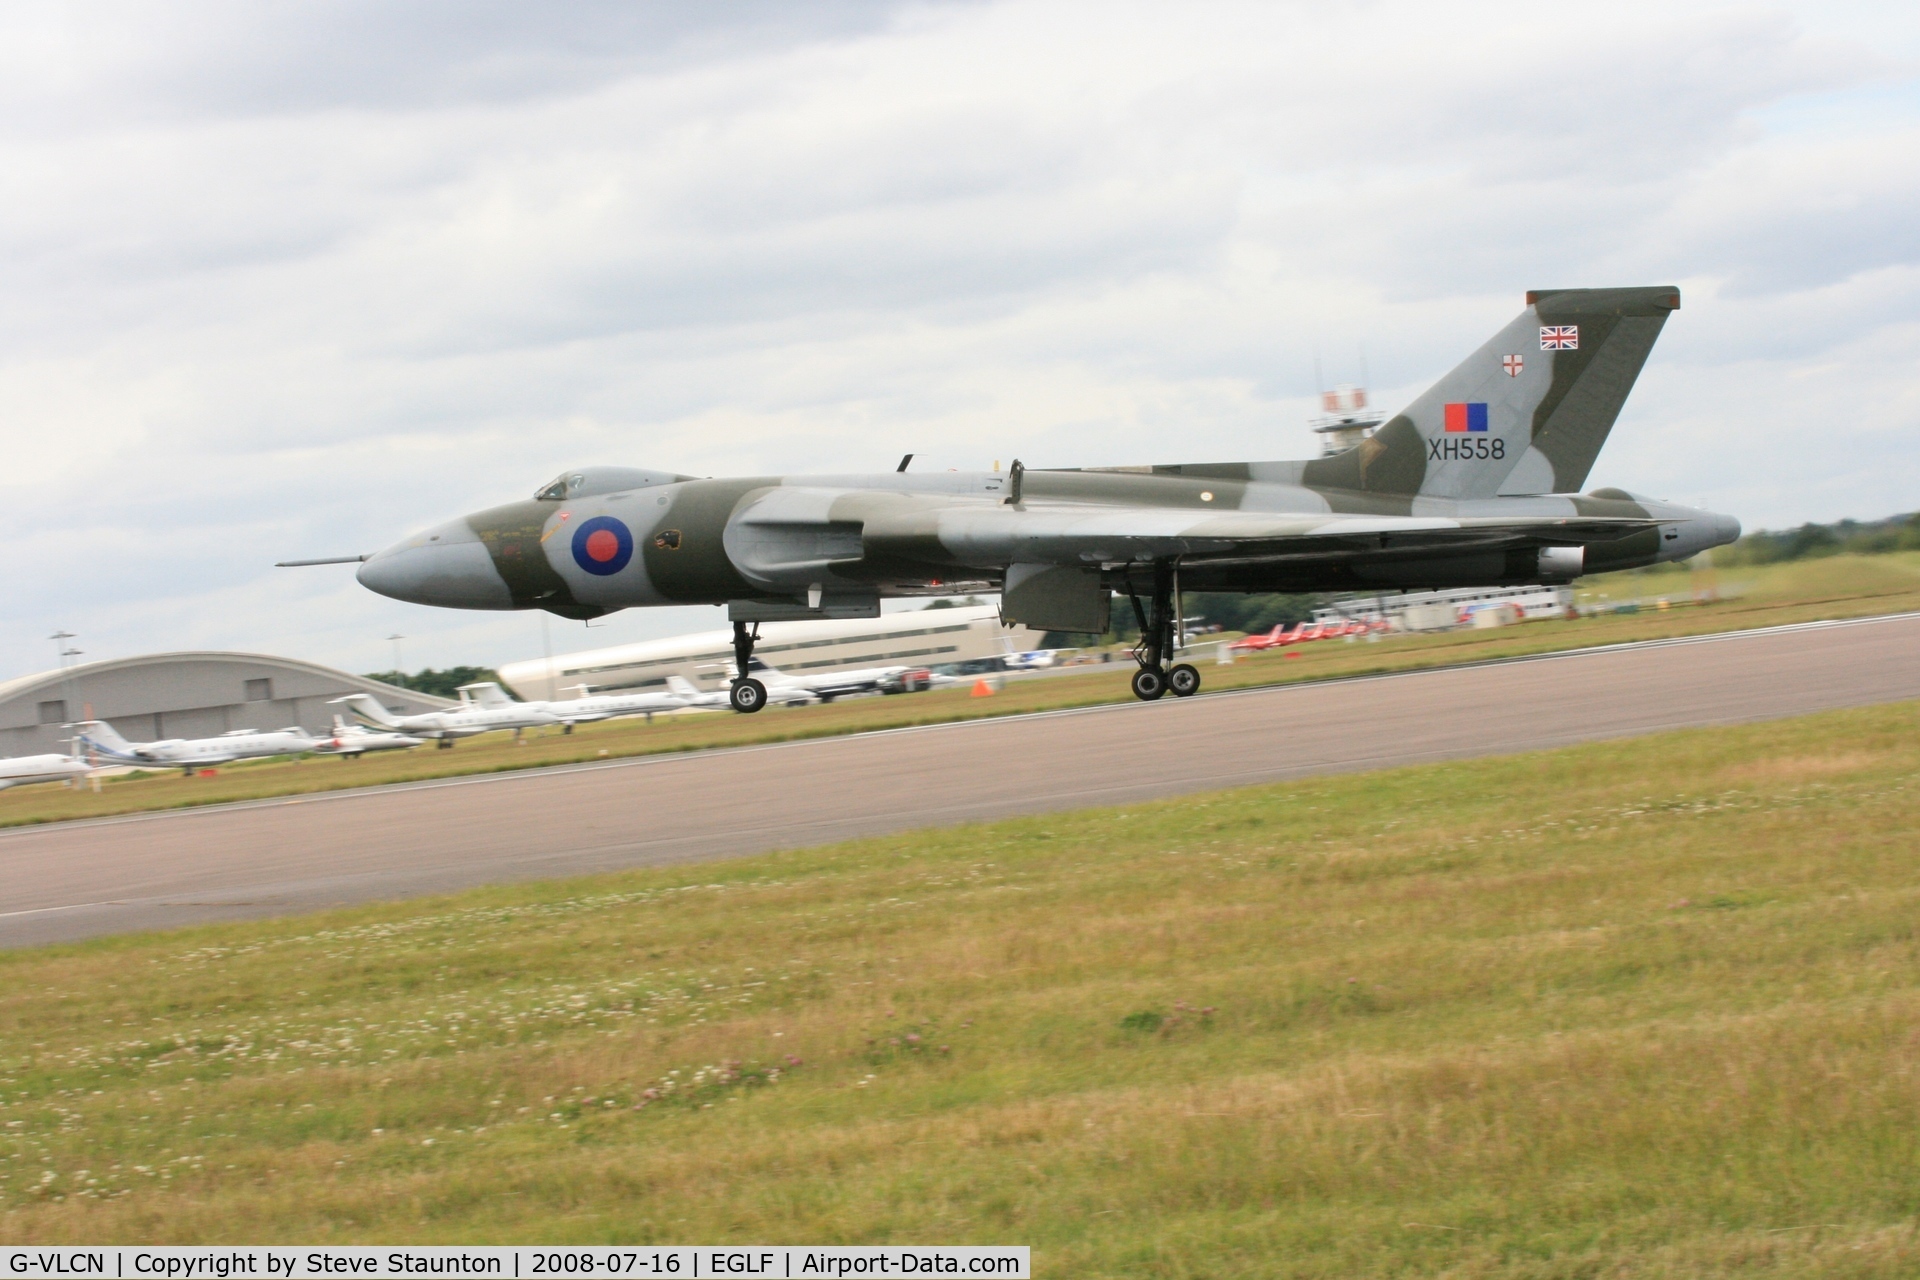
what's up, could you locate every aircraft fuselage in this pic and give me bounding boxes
[357,469,1736,620]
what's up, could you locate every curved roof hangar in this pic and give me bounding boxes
[0,652,453,757]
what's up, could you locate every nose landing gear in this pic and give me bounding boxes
[1125,561,1201,702]
[729,620,768,714]
[730,679,768,713]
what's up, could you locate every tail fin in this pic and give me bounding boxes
[330,693,401,729]
[1301,287,1680,499]
[665,675,702,700]
[72,720,138,761]
[456,681,514,709]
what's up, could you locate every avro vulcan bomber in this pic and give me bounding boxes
[299,288,1739,710]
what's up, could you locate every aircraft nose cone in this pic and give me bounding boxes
[357,522,514,610]
[1714,512,1742,547]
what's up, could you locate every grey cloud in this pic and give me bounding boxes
[1695,191,1920,296]
[2,0,1917,680]
[0,2,919,129]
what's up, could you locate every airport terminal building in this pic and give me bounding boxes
[501,605,1041,701]
[0,652,452,757]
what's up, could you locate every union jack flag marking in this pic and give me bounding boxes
[1540,325,1579,350]
[1501,354,1523,377]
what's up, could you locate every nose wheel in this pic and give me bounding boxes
[1125,562,1202,701]
[729,678,768,713]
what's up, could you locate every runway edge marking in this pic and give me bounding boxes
[6,609,1916,841]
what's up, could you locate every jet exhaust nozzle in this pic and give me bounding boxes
[1538,546,1585,582]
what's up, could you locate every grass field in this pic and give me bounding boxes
[4,551,1918,831]
[2,699,1918,1274]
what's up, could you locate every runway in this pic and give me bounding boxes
[3,613,1916,949]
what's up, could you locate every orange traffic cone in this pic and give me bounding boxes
[970,678,996,697]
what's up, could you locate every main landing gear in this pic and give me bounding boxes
[729,620,768,714]
[1126,561,1200,702]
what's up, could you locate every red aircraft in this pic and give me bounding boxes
[1228,622,1306,652]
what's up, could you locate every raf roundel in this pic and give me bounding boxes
[570,516,634,576]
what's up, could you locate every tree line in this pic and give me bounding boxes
[1715,512,1920,567]
[361,666,508,699]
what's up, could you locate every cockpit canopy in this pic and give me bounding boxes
[534,466,692,502]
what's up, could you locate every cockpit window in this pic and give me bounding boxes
[533,466,694,501]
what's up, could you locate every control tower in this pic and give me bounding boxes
[1309,384,1385,457]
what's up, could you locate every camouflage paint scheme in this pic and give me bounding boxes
[356,288,1739,632]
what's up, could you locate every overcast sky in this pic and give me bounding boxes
[2,0,1916,681]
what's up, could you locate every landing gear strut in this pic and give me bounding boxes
[729,620,768,714]
[1126,561,1200,702]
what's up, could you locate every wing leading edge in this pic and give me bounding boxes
[859,504,1656,570]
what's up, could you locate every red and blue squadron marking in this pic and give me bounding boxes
[571,516,634,576]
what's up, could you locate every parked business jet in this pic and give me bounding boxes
[661,672,812,710]
[330,692,559,745]
[73,721,322,772]
[312,715,425,758]
[743,658,924,702]
[455,680,691,726]
[0,751,93,791]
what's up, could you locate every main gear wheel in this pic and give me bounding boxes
[1130,666,1168,701]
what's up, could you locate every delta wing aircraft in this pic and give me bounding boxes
[299,287,1738,709]
[74,721,322,772]
[0,752,93,791]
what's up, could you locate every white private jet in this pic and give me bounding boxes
[742,658,928,703]
[0,751,93,791]
[664,673,812,710]
[455,680,692,727]
[73,720,323,773]
[996,635,1061,670]
[331,691,560,746]
[311,715,426,759]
